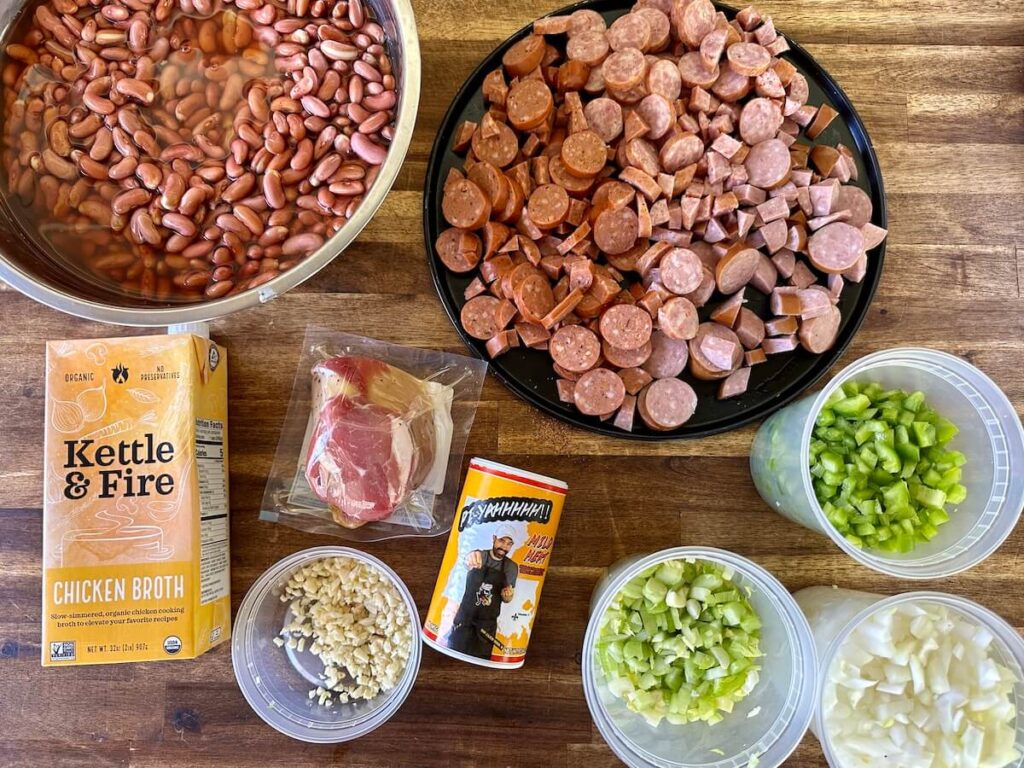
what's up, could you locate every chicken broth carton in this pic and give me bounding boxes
[42,333,230,666]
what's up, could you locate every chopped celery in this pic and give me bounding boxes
[810,382,967,554]
[597,559,762,728]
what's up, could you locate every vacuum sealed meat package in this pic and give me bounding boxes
[262,329,487,541]
[305,356,451,527]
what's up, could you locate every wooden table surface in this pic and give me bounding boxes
[2,0,1023,765]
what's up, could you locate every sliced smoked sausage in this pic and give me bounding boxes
[642,330,689,378]
[503,34,546,77]
[506,79,554,131]
[807,222,865,273]
[550,325,601,372]
[561,129,607,177]
[527,183,570,229]
[443,178,491,229]
[599,304,653,350]
[660,247,704,295]
[638,378,697,429]
[575,367,626,416]
[689,322,742,380]
[461,296,503,340]
[798,304,842,353]
[744,138,791,188]
[739,97,783,145]
[715,247,760,294]
[435,227,481,273]
[594,206,639,255]
[435,0,890,433]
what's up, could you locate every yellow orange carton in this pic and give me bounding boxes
[423,458,566,668]
[42,333,230,666]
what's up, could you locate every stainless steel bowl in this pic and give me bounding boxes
[0,0,420,326]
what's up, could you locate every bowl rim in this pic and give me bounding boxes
[0,0,421,326]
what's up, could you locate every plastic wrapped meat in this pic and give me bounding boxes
[304,356,453,528]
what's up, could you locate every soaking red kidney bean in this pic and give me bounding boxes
[1,0,397,302]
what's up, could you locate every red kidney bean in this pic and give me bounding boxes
[182,239,215,260]
[211,246,233,265]
[160,172,186,209]
[265,130,287,154]
[216,212,249,235]
[236,260,259,277]
[179,187,207,216]
[310,153,341,186]
[222,172,256,202]
[261,169,286,209]
[212,264,234,281]
[289,138,313,170]
[109,155,139,180]
[349,133,386,165]
[258,225,289,246]
[135,162,162,190]
[267,148,294,172]
[129,209,161,245]
[115,78,155,104]
[163,211,198,237]
[112,187,151,215]
[358,111,390,135]
[286,113,306,140]
[233,204,263,235]
[300,95,330,119]
[75,153,109,181]
[204,279,233,298]
[328,180,364,196]
[282,232,324,256]
[166,233,193,253]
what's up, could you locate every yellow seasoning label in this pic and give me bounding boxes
[42,334,230,666]
[423,458,567,669]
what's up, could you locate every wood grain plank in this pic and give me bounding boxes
[0,743,129,767]
[877,244,1020,298]
[405,0,1024,46]
[908,93,1024,144]
[874,143,1024,193]
[886,193,1024,246]
[803,45,1024,96]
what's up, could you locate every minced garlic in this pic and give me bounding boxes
[279,556,412,704]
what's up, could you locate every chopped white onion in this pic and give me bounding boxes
[823,602,1021,768]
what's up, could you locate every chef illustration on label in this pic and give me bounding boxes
[447,524,519,659]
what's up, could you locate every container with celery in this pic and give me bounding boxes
[594,558,763,727]
[810,382,967,553]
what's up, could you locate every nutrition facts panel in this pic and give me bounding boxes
[196,418,229,606]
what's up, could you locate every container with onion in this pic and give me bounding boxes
[796,586,1024,768]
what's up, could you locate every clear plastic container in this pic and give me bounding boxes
[231,546,421,743]
[750,347,1024,579]
[582,547,818,768]
[795,586,1024,767]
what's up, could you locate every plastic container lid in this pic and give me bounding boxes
[581,547,817,768]
[231,546,421,743]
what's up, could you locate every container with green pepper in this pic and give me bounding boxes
[750,348,1024,579]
